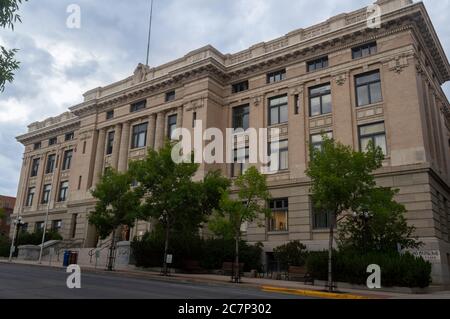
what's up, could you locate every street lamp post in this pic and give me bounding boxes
[8,216,24,262]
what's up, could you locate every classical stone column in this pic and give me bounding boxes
[92,128,106,187]
[154,112,165,150]
[117,122,131,172]
[110,124,122,169]
[146,114,156,150]
[52,147,64,204]
[176,106,183,128]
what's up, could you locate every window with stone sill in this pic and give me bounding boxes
[309,83,332,117]
[26,187,35,207]
[131,123,148,149]
[41,184,51,204]
[30,158,40,177]
[106,131,115,155]
[268,198,288,232]
[310,132,333,152]
[62,149,73,171]
[358,122,387,156]
[46,154,56,174]
[268,95,288,126]
[355,70,382,107]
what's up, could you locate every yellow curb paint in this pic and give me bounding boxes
[261,286,371,299]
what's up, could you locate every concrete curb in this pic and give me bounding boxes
[261,286,372,299]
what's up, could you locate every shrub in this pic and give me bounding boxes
[306,250,432,288]
[15,230,62,246]
[0,235,11,257]
[132,231,264,272]
[273,241,308,267]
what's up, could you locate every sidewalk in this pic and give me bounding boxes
[2,258,450,299]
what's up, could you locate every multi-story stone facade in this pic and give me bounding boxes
[11,0,450,283]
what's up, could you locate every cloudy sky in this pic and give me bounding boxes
[0,0,449,197]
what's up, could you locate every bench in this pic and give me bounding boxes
[221,262,244,276]
[288,266,314,284]
[182,260,206,274]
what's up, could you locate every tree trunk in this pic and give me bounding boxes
[234,231,240,283]
[107,229,116,271]
[163,224,170,276]
[327,213,335,292]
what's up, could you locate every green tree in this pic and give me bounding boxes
[306,136,384,291]
[214,166,271,282]
[129,142,228,275]
[1,0,27,92]
[0,207,5,221]
[339,186,421,253]
[89,169,141,270]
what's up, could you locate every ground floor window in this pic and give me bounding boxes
[268,198,288,232]
[51,220,62,233]
[35,221,45,232]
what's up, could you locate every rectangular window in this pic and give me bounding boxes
[131,123,148,149]
[232,147,249,177]
[33,142,41,150]
[58,181,69,202]
[78,176,82,190]
[359,122,387,155]
[269,140,289,171]
[46,154,56,174]
[65,132,74,141]
[311,132,333,151]
[267,69,286,84]
[31,158,40,177]
[192,112,197,128]
[26,187,35,207]
[106,131,115,155]
[309,84,332,117]
[307,56,329,72]
[294,94,300,115]
[49,137,57,146]
[41,184,51,204]
[130,100,146,113]
[82,141,86,154]
[352,42,377,59]
[167,115,177,139]
[35,221,45,233]
[106,110,114,120]
[71,214,78,238]
[62,150,73,171]
[232,80,249,94]
[165,91,176,102]
[232,105,250,131]
[268,95,288,126]
[51,220,62,232]
[355,70,382,107]
[269,198,288,232]
[312,200,334,230]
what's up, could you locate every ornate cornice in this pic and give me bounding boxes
[16,118,80,144]
[62,2,450,123]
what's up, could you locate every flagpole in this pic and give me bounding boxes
[145,0,154,66]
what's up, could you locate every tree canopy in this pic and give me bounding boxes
[1,0,27,92]
[89,168,141,239]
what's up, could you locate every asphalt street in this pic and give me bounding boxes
[0,263,311,299]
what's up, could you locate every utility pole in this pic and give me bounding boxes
[145,0,154,66]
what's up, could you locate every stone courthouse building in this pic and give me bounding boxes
[11,0,450,283]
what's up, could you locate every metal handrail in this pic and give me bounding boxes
[88,239,113,262]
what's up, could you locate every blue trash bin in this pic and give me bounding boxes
[63,250,70,267]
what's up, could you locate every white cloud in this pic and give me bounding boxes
[0,0,449,196]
